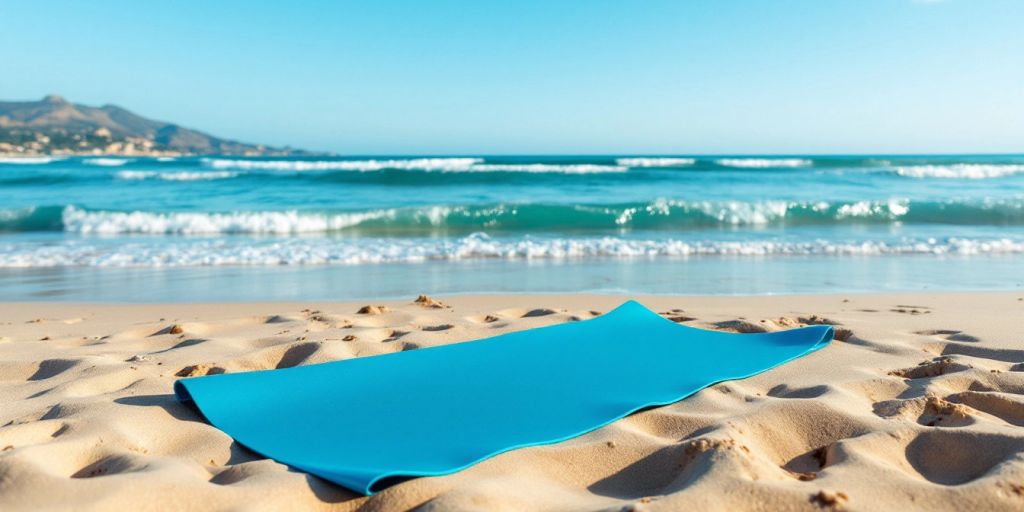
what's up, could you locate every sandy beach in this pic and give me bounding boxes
[0,293,1021,510]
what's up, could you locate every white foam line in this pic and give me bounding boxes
[60,206,395,235]
[83,158,132,167]
[2,234,1022,267]
[0,156,59,164]
[895,164,1024,179]
[115,170,239,181]
[201,158,626,174]
[715,158,812,168]
[616,158,696,167]
[466,164,626,174]
[201,158,484,172]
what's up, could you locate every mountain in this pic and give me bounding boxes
[0,95,303,156]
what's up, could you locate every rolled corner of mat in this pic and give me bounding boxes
[173,300,832,494]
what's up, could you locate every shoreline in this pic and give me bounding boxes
[2,292,1023,510]
[0,289,1020,307]
[2,255,1022,303]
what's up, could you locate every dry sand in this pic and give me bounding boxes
[1,293,1023,511]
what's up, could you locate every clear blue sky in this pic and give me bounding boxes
[1,0,1021,154]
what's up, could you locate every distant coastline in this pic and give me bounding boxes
[0,146,303,159]
[0,95,314,158]
[0,143,303,159]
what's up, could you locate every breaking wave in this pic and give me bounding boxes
[2,198,1022,236]
[464,163,625,173]
[201,158,625,173]
[0,156,59,164]
[715,158,813,168]
[894,164,1024,179]
[1,233,1022,267]
[83,158,132,166]
[202,157,483,172]
[115,170,239,181]
[54,201,908,235]
[616,158,696,167]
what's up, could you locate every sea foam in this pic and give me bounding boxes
[50,199,927,236]
[0,156,58,164]
[61,206,396,235]
[894,164,1024,179]
[2,234,1023,267]
[202,158,484,172]
[116,170,239,181]
[466,164,626,173]
[616,158,696,167]
[83,158,131,167]
[715,158,813,168]
[202,158,626,174]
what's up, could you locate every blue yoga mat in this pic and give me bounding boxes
[175,300,832,495]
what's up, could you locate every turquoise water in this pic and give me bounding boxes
[1,155,1022,301]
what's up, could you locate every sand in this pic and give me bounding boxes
[1,292,1023,511]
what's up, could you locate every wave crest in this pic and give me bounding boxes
[895,164,1024,179]
[467,163,625,173]
[45,199,962,236]
[0,198,1015,235]
[61,206,395,235]
[715,158,813,168]
[2,234,1023,267]
[202,158,625,174]
[202,157,484,172]
[116,170,239,181]
[83,158,131,167]
[0,156,60,164]
[616,158,696,168]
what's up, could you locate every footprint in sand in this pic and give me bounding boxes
[772,316,853,341]
[889,357,970,380]
[890,305,931,315]
[767,384,830,400]
[939,343,1024,364]
[946,391,1024,427]
[661,313,696,323]
[712,320,768,334]
[382,330,409,342]
[176,364,226,377]
[915,329,980,343]
[918,396,975,427]
[872,395,975,427]
[902,430,1023,485]
[422,324,454,332]
[273,342,322,369]
[522,308,559,318]
[27,359,80,381]
[306,313,332,324]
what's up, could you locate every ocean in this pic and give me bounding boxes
[1,154,1022,301]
